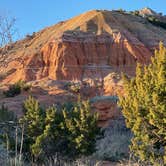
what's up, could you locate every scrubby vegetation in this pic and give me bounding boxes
[0,44,165,166]
[116,9,127,14]
[130,10,140,16]
[22,96,100,161]
[119,42,166,165]
[64,81,81,93]
[3,80,31,97]
[129,10,166,30]
[0,105,18,165]
[3,83,21,97]
[147,16,166,30]
[0,96,101,165]
[0,105,17,122]
[94,119,132,162]
[0,101,133,165]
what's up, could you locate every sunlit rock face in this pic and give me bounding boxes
[91,96,120,127]
[0,9,166,125]
[1,9,166,84]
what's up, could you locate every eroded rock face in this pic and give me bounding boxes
[104,73,124,95]
[0,79,77,117]
[91,96,120,127]
[1,10,166,84]
[0,9,166,126]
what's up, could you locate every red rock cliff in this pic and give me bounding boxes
[0,10,166,84]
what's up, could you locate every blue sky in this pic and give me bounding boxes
[0,0,166,39]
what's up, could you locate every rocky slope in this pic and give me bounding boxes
[1,9,166,84]
[0,8,166,125]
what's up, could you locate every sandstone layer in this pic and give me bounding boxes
[0,9,166,126]
[0,10,166,84]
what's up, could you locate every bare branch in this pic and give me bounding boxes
[0,14,17,47]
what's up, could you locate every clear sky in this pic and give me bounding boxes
[0,0,166,39]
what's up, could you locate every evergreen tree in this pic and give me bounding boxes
[30,100,100,160]
[63,100,100,157]
[119,42,166,165]
[31,106,66,160]
[20,96,46,158]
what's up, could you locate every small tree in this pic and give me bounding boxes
[3,83,21,97]
[31,106,66,161]
[20,96,46,159]
[63,100,100,157]
[119,43,166,165]
[3,80,31,97]
[29,99,101,161]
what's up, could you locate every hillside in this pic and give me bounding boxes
[0,8,166,125]
[0,9,166,83]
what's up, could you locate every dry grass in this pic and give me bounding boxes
[94,119,132,162]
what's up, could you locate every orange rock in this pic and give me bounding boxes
[91,96,120,127]
[0,9,166,126]
[1,10,165,85]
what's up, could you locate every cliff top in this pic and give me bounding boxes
[1,9,166,58]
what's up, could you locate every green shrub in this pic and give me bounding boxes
[116,9,126,14]
[0,105,16,122]
[3,80,31,97]
[133,10,140,16]
[20,97,101,162]
[17,80,31,91]
[20,96,46,159]
[129,10,140,16]
[70,83,81,93]
[119,43,166,165]
[65,81,81,93]
[147,16,166,30]
[62,100,100,157]
[3,83,21,97]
